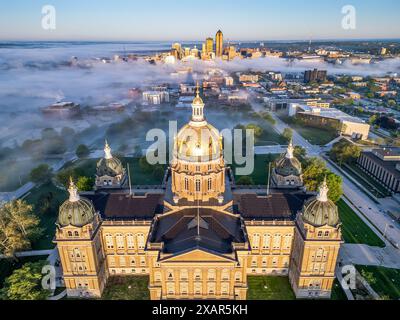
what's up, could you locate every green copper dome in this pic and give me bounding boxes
[96,141,124,177]
[302,179,340,227]
[57,179,95,228]
[275,141,302,176]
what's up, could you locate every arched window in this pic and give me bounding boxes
[194,282,202,295]
[283,234,292,249]
[116,233,124,249]
[235,272,241,282]
[221,283,229,295]
[207,282,216,295]
[180,269,188,281]
[273,234,281,249]
[68,231,73,237]
[167,269,174,281]
[155,271,161,282]
[137,233,145,249]
[208,269,216,281]
[194,269,202,281]
[195,179,201,192]
[167,283,175,295]
[184,177,189,191]
[221,269,229,281]
[126,234,135,249]
[208,178,212,190]
[105,234,114,249]
[262,234,271,249]
[252,233,260,249]
[74,231,79,237]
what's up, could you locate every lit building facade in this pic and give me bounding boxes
[215,30,223,58]
[55,89,342,300]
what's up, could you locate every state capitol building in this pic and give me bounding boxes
[55,87,342,300]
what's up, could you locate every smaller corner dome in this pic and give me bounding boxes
[96,141,124,177]
[275,141,302,176]
[302,179,340,227]
[57,180,95,228]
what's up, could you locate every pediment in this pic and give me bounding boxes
[160,248,235,263]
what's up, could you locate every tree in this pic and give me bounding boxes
[302,157,343,202]
[361,270,376,285]
[236,176,254,185]
[330,139,362,166]
[75,144,90,159]
[294,146,307,162]
[0,200,42,257]
[245,124,263,138]
[29,164,53,184]
[76,176,94,191]
[0,261,50,300]
[282,128,293,143]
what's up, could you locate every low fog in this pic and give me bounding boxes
[0,42,399,191]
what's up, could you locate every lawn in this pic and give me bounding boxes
[24,182,68,250]
[101,276,150,300]
[337,199,385,248]
[61,157,166,186]
[356,265,400,300]
[278,115,338,145]
[247,276,295,300]
[232,154,279,185]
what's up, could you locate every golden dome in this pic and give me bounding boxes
[175,122,222,162]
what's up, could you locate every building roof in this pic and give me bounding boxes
[234,190,312,220]
[83,192,164,220]
[150,208,246,255]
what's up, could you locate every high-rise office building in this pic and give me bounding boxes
[215,30,223,57]
[304,69,327,83]
[205,37,214,54]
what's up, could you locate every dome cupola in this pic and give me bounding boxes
[96,141,124,178]
[275,139,302,176]
[302,178,339,227]
[57,178,96,228]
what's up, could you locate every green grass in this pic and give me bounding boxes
[356,265,400,300]
[337,199,385,247]
[101,276,150,300]
[232,154,279,185]
[279,115,338,145]
[24,182,68,250]
[247,276,295,300]
[62,157,166,186]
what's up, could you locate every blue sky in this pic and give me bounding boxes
[0,0,399,41]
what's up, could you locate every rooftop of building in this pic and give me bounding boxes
[233,188,313,220]
[149,208,246,255]
[361,149,400,179]
[297,105,367,124]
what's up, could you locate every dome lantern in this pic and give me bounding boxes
[68,177,80,202]
[286,139,294,159]
[104,140,113,160]
[191,82,205,123]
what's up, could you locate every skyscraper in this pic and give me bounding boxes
[205,37,214,54]
[215,30,223,57]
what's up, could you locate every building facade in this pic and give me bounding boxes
[357,148,400,193]
[55,90,342,300]
[215,30,223,58]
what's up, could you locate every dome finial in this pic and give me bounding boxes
[286,139,294,159]
[316,176,329,202]
[104,139,113,160]
[68,177,80,202]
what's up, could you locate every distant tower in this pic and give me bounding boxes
[289,178,343,299]
[215,30,224,58]
[55,179,107,298]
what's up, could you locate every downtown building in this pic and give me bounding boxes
[55,89,342,300]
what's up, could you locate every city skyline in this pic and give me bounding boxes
[0,0,400,41]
